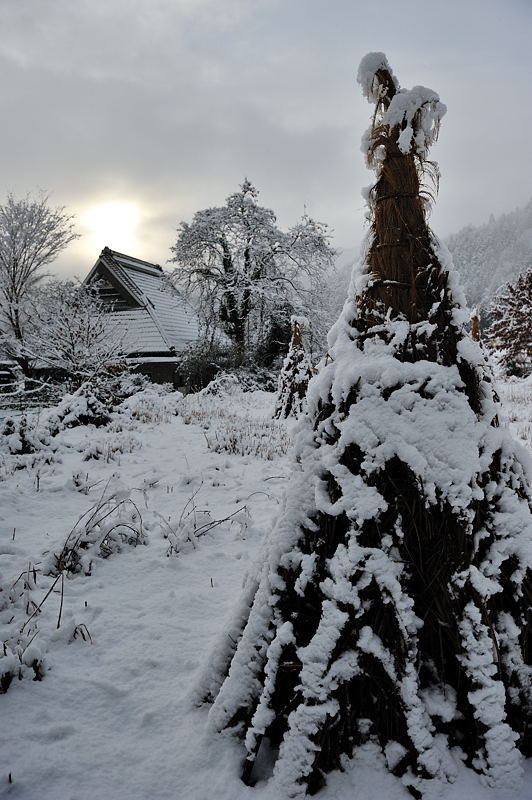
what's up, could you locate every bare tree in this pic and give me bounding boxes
[0,193,79,372]
[24,281,126,388]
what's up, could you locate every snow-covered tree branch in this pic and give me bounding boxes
[0,193,79,372]
[169,180,336,365]
[24,281,127,388]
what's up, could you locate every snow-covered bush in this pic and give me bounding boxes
[274,316,313,419]
[204,416,291,460]
[45,487,148,576]
[201,368,277,395]
[45,381,112,432]
[0,414,58,478]
[107,371,151,402]
[180,376,275,424]
[81,431,142,462]
[1,414,54,455]
[498,375,532,450]
[199,372,242,397]
[0,564,47,693]
[117,387,182,424]
[160,488,248,557]
[69,471,93,494]
[228,367,278,392]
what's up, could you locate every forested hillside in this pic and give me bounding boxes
[447,199,532,306]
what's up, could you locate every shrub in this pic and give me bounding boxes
[204,416,291,459]
[176,341,243,392]
[46,381,112,432]
[1,414,53,455]
[45,488,148,576]
[117,386,182,424]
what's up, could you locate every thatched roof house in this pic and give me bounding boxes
[84,247,200,385]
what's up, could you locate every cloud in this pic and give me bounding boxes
[0,0,531,283]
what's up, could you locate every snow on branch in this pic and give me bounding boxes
[357,52,446,163]
[356,51,399,103]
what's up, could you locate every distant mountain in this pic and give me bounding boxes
[332,202,532,313]
[446,199,532,307]
[329,246,358,317]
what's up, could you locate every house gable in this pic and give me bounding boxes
[86,261,141,312]
[83,247,200,360]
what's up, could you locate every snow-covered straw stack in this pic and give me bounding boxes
[274,315,313,420]
[197,53,532,798]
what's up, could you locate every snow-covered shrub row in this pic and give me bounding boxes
[0,452,57,484]
[0,380,183,482]
[179,381,292,459]
[179,377,280,421]
[38,380,178,438]
[0,383,112,481]
[204,416,291,460]
[498,376,532,450]
[197,372,242,396]
[202,368,277,394]
[116,387,182,424]
[109,371,151,399]
[80,431,142,462]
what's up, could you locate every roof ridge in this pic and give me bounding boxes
[102,246,162,272]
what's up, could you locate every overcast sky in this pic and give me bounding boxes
[1,0,531,280]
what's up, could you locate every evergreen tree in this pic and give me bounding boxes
[197,54,532,798]
[488,269,532,377]
[274,316,313,419]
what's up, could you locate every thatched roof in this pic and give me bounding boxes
[84,247,200,357]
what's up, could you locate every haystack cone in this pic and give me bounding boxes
[197,53,532,799]
[274,316,313,419]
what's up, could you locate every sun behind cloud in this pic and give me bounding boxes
[84,201,140,254]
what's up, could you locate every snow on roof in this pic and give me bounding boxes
[85,247,200,356]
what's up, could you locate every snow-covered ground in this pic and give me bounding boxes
[1,380,531,800]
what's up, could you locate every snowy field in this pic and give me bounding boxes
[1,379,531,800]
